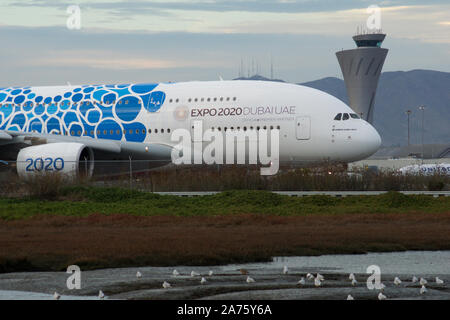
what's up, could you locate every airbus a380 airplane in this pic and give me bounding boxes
[0,80,381,178]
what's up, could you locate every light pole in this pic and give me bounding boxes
[418,106,425,161]
[405,110,411,147]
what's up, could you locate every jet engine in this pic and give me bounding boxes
[16,142,94,179]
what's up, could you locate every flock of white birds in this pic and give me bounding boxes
[50,266,445,300]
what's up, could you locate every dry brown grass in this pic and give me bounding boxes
[1,212,450,272]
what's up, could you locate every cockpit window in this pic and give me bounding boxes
[342,113,349,120]
[334,113,342,120]
[350,113,360,119]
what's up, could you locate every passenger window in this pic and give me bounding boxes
[334,113,342,120]
[343,113,349,120]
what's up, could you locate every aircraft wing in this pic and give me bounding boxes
[0,130,13,141]
[0,129,174,160]
[0,129,121,153]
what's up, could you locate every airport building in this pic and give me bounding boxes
[350,143,450,171]
[336,31,388,123]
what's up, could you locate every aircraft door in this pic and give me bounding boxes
[296,116,311,140]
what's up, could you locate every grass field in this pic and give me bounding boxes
[0,187,449,220]
[0,188,449,272]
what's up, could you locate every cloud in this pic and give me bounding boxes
[23,50,220,69]
[5,0,450,14]
[0,1,448,45]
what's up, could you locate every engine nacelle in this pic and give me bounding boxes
[17,143,94,179]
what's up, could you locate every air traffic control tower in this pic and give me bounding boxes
[336,32,388,123]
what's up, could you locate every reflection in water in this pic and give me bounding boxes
[222,251,450,275]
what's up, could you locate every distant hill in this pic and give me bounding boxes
[235,70,450,146]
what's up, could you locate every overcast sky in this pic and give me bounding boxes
[0,0,449,86]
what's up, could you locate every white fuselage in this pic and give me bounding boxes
[0,80,382,166]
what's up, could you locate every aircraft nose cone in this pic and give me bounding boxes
[364,123,381,157]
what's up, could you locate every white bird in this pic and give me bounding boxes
[412,276,418,283]
[298,277,306,285]
[172,269,180,277]
[420,285,427,294]
[98,290,105,299]
[349,273,356,281]
[163,281,171,289]
[436,277,444,284]
[316,273,325,281]
[419,278,427,286]
[351,279,358,286]
[347,294,354,300]
[136,271,142,279]
[200,277,207,284]
[314,277,321,287]
[53,292,60,300]
[246,276,255,283]
[283,266,289,275]
[306,273,314,280]
[191,271,200,277]
[394,277,402,285]
[378,292,387,300]
[208,270,213,277]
